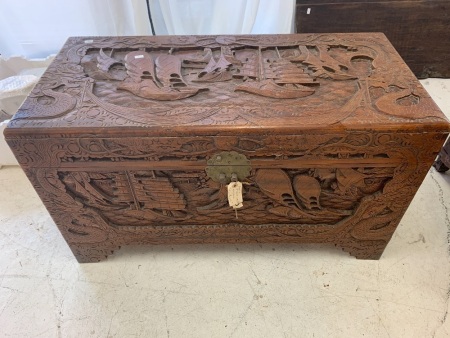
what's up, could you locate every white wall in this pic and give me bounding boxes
[0,0,151,58]
[0,0,295,58]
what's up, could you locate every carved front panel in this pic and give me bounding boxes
[57,166,394,228]
[17,130,446,261]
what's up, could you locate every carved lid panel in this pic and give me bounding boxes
[5,33,449,137]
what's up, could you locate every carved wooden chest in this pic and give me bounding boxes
[4,34,449,262]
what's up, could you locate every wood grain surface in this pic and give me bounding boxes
[296,0,450,78]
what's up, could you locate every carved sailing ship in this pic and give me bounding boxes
[96,49,127,81]
[81,48,126,81]
[117,51,206,100]
[234,47,318,99]
[182,48,213,68]
[193,47,241,82]
[62,170,188,220]
[111,171,188,219]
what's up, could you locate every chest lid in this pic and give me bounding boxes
[5,33,449,138]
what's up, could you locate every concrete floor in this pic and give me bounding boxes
[1,79,450,338]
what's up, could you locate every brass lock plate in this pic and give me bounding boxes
[206,151,251,184]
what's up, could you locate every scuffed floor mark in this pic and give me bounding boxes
[229,279,259,337]
[432,294,449,338]
[429,170,450,337]
[250,267,262,285]
[0,293,16,321]
[429,170,450,251]
[46,249,62,338]
[106,301,123,338]
[366,295,391,338]
[161,292,170,338]
[408,233,426,244]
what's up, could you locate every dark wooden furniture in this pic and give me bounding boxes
[434,139,450,172]
[4,34,449,262]
[296,0,450,78]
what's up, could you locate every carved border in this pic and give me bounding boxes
[7,132,433,169]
